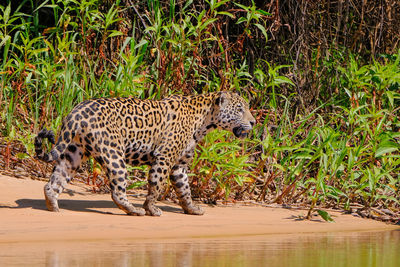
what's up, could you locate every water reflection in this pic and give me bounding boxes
[1,230,399,267]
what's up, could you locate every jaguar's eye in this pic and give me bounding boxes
[238,107,244,113]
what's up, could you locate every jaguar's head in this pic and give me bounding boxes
[213,92,256,138]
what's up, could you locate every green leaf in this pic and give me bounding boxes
[134,39,149,50]
[31,48,48,55]
[254,23,268,40]
[0,34,10,47]
[375,140,399,157]
[217,11,234,18]
[375,146,398,157]
[256,10,271,16]
[108,30,123,38]
[236,17,247,24]
[213,0,230,10]
[274,76,295,86]
[317,209,335,222]
[3,4,11,24]
[233,2,250,11]
[199,18,218,32]
[386,91,394,107]
[197,10,206,23]
[16,153,30,160]
[127,180,147,190]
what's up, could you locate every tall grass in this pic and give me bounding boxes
[191,52,400,220]
[0,1,399,221]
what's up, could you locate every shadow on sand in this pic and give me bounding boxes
[0,189,183,215]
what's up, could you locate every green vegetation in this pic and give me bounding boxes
[0,0,399,222]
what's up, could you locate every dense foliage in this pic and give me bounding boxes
[0,0,399,222]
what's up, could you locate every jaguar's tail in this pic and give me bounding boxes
[34,128,58,162]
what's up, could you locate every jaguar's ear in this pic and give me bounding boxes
[215,92,227,107]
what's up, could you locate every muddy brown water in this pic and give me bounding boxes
[1,230,399,267]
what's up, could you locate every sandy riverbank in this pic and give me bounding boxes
[0,174,397,244]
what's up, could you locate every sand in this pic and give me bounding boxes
[0,174,398,244]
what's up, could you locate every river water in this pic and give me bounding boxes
[1,230,399,266]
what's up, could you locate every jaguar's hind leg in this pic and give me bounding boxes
[44,161,70,211]
[170,166,204,215]
[44,143,83,212]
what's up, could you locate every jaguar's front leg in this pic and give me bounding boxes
[170,165,204,215]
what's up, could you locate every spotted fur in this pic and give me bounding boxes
[34,91,255,216]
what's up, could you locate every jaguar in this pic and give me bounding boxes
[34,91,255,216]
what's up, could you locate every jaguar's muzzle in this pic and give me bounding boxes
[233,126,251,138]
